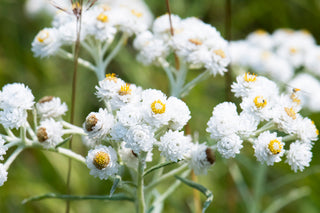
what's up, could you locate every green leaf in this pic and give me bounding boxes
[22,193,134,204]
[175,175,213,213]
[55,136,72,148]
[143,161,176,177]
[110,176,121,196]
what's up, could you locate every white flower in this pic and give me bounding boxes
[286,141,312,172]
[124,124,155,153]
[253,131,284,166]
[158,130,193,162]
[0,83,34,110]
[37,118,63,148]
[109,122,128,142]
[152,14,182,41]
[0,108,28,129]
[246,29,273,50]
[134,31,169,65]
[86,145,119,180]
[0,136,7,161]
[109,83,142,110]
[188,143,215,175]
[83,108,114,141]
[217,134,243,159]
[32,28,62,58]
[206,102,240,140]
[0,163,8,186]
[118,143,152,169]
[95,74,126,102]
[238,112,259,137]
[141,89,170,128]
[36,96,67,120]
[116,103,143,127]
[293,117,318,143]
[166,97,191,131]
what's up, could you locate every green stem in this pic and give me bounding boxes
[252,121,277,137]
[4,146,24,170]
[137,152,147,213]
[180,69,211,98]
[145,163,188,192]
[57,49,96,71]
[282,134,297,142]
[171,59,188,97]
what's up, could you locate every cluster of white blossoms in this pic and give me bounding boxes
[134,14,230,76]
[31,0,152,58]
[229,29,320,112]
[206,72,318,172]
[0,82,87,186]
[84,74,215,179]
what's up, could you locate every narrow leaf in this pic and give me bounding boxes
[175,175,213,213]
[144,161,176,177]
[22,193,134,204]
[110,176,121,196]
[55,136,72,148]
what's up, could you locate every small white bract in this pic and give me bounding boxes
[86,145,119,180]
[0,83,34,110]
[36,96,67,120]
[0,108,28,129]
[166,96,191,131]
[286,141,312,172]
[158,130,193,162]
[124,124,155,154]
[0,163,8,186]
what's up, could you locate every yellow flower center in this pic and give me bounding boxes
[97,13,108,23]
[311,120,319,135]
[214,49,226,58]
[290,47,297,54]
[188,38,203,45]
[93,151,110,170]
[255,29,267,35]
[268,139,282,155]
[290,93,301,105]
[131,9,143,18]
[254,96,267,109]
[37,30,49,43]
[243,72,257,82]
[301,29,311,35]
[100,4,111,11]
[284,107,296,120]
[151,100,166,114]
[105,73,117,82]
[118,83,132,96]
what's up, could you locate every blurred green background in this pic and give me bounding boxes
[1,0,320,212]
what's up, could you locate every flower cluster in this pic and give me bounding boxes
[31,0,152,57]
[134,14,230,76]
[229,29,320,111]
[206,73,318,172]
[84,74,215,179]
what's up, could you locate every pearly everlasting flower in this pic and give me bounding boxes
[0,136,7,161]
[0,163,8,186]
[141,89,170,128]
[158,130,193,162]
[238,112,259,137]
[152,14,182,40]
[246,29,273,50]
[32,28,62,58]
[109,122,128,142]
[109,83,142,110]
[95,74,126,103]
[206,102,240,140]
[253,131,284,166]
[36,96,67,120]
[134,31,169,65]
[188,143,215,175]
[124,124,155,153]
[0,83,34,110]
[84,108,114,141]
[166,97,191,131]
[116,103,143,127]
[286,141,312,172]
[37,118,63,148]
[293,117,318,143]
[217,134,243,159]
[86,145,119,180]
[0,108,28,129]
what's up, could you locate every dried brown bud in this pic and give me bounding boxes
[37,127,48,142]
[85,115,98,131]
[205,148,215,165]
[38,96,54,104]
